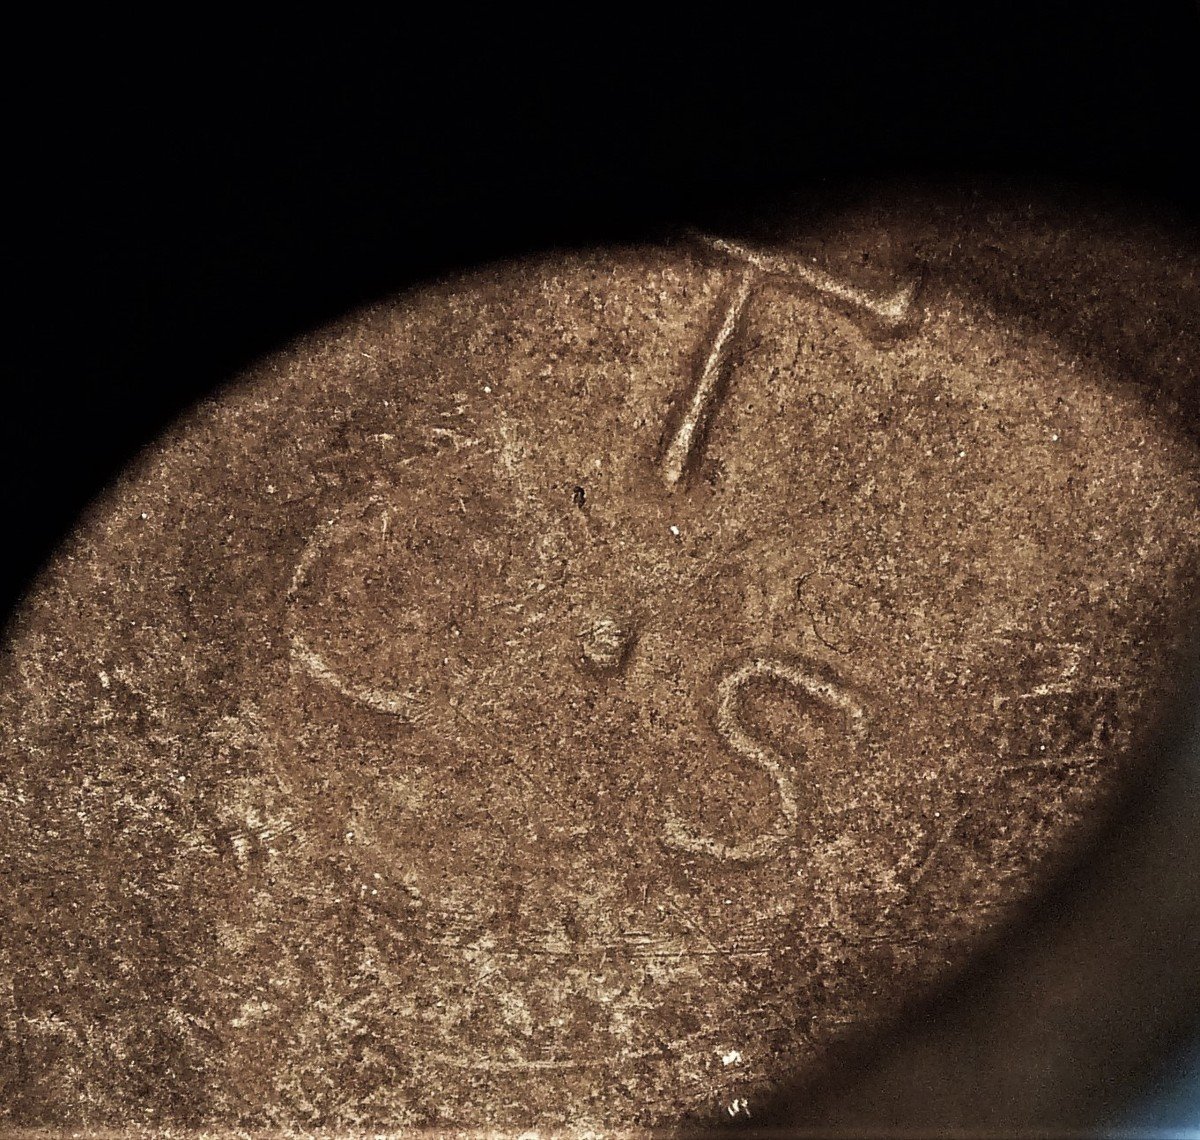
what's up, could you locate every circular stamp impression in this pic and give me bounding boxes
[2,193,1199,1132]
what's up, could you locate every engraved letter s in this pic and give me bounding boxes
[662,658,867,862]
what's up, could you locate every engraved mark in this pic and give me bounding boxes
[661,271,755,486]
[661,233,920,486]
[579,616,634,675]
[704,235,920,327]
[285,497,424,719]
[662,657,868,861]
[987,638,1121,775]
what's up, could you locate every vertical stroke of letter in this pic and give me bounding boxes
[661,271,755,487]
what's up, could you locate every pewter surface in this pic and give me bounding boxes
[3,198,1199,1133]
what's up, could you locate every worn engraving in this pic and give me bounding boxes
[663,657,869,860]
[661,271,756,486]
[579,615,636,674]
[661,234,921,485]
[704,235,920,326]
[286,496,428,718]
[990,640,1121,775]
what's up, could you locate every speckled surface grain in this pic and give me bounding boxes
[2,192,1200,1134]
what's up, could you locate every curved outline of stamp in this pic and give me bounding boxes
[661,234,921,486]
[286,496,426,720]
[662,657,869,861]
